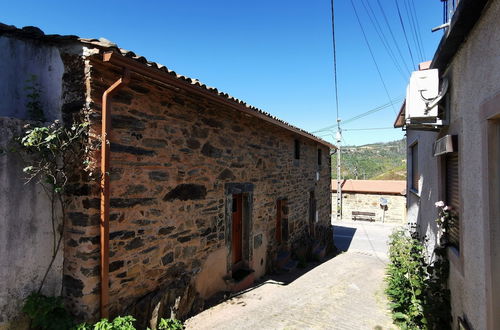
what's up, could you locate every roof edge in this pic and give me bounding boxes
[101,51,336,149]
[431,0,491,71]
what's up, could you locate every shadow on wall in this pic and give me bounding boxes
[332,225,357,252]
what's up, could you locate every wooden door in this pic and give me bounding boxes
[232,194,243,265]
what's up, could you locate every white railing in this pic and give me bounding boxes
[444,0,460,24]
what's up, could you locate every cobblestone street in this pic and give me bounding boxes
[186,220,400,330]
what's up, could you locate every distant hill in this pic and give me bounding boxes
[331,138,406,180]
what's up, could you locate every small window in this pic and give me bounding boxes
[317,148,322,166]
[294,139,300,160]
[410,143,419,192]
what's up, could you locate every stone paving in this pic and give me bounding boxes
[185,220,401,330]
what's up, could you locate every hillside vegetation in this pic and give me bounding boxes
[331,138,406,180]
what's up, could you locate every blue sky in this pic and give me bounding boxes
[1,1,444,145]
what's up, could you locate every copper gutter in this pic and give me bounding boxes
[101,51,336,150]
[100,61,129,319]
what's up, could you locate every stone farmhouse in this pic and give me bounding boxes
[394,0,500,328]
[0,23,334,327]
[332,180,406,223]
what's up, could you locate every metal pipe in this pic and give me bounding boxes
[100,66,129,319]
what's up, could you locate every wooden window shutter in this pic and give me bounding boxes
[446,153,460,249]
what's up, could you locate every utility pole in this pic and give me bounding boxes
[336,119,342,220]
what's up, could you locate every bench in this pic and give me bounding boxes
[352,211,376,222]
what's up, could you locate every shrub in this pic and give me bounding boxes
[76,316,184,330]
[22,293,74,330]
[76,316,135,330]
[385,229,451,330]
[158,318,184,330]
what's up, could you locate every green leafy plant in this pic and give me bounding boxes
[385,230,427,328]
[14,120,89,293]
[76,316,136,330]
[385,229,451,329]
[18,120,89,192]
[158,318,184,330]
[22,293,74,330]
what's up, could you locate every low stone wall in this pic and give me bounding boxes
[336,192,406,223]
[0,117,63,329]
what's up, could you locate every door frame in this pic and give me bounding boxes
[480,94,500,330]
[225,183,254,274]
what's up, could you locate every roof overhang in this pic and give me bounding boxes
[432,0,491,71]
[394,100,406,128]
[100,51,336,150]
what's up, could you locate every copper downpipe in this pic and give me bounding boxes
[100,62,129,319]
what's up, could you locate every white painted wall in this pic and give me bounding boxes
[0,35,66,328]
[405,129,441,257]
[0,36,64,121]
[406,1,500,328]
[0,118,63,328]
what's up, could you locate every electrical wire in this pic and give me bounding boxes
[330,0,340,122]
[312,96,402,133]
[403,0,424,62]
[341,97,402,125]
[349,0,398,115]
[343,127,395,131]
[394,0,416,69]
[375,0,412,74]
[409,0,426,60]
[359,0,408,81]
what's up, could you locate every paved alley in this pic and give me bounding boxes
[185,220,401,330]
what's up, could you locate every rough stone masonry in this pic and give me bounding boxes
[61,50,333,322]
[0,24,333,327]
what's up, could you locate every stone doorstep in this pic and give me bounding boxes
[224,269,255,293]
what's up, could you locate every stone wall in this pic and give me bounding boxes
[337,192,406,223]
[63,54,332,322]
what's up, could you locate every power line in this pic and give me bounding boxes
[403,0,424,62]
[342,97,402,125]
[409,0,426,59]
[343,127,395,131]
[312,96,402,133]
[375,0,412,74]
[349,0,397,115]
[394,0,417,69]
[359,0,408,81]
[330,0,340,121]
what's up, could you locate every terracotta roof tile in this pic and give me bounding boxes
[332,180,406,195]
[0,23,335,149]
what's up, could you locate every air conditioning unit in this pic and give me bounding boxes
[405,69,449,129]
[406,69,439,118]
